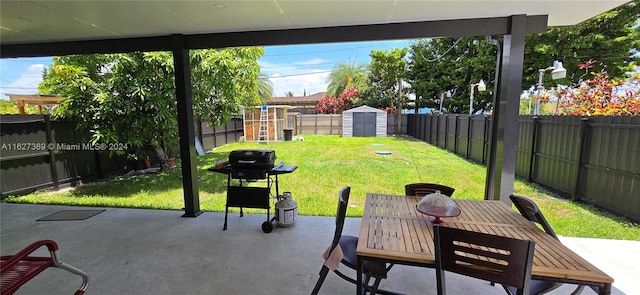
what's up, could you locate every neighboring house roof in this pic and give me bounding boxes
[268,92,325,105]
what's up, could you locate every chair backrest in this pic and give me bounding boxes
[405,183,455,197]
[330,186,351,251]
[509,194,559,240]
[434,226,535,295]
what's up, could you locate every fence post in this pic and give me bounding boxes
[427,115,432,143]
[453,115,459,154]
[445,115,449,149]
[44,115,59,190]
[482,115,489,164]
[527,116,538,182]
[466,116,472,159]
[432,114,437,144]
[419,115,424,140]
[572,117,589,201]
[329,114,333,135]
[436,114,441,147]
[235,117,241,142]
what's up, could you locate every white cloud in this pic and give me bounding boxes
[0,64,46,99]
[269,70,329,97]
[261,57,333,97]
[292,58,330,66]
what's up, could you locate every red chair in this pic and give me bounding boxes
[1,240,89,295]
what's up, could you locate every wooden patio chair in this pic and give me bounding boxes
[434,225,535,295]
[0,239,89,295]
[311,186,400,295]
[509,194,584,295]
[405,183,455,197]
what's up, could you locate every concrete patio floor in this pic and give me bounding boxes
[1,203,637,295]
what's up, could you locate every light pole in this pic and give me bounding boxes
[469,79,486,115]
[534,60,567,115]
[439,90,453,113]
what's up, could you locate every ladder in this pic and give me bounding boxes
[257,105,269,144]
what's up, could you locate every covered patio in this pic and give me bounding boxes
[1,203,637,294]
[1,1,635,294]
[0,1,631,214]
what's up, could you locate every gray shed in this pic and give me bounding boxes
[342,105,387,137]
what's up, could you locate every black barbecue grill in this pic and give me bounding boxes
[228,150,276,180]
[208,149,297,233]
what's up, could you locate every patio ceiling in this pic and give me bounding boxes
[0,1,629,46]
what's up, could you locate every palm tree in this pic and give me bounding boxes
[285,91,294,97]
[257,73,274,103]
[326,59,368,97]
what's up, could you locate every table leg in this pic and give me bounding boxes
[598,283,611,295]
[357,255,363,295]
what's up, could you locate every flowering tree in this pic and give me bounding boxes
[556,60,640,116]
[316,87,357,114]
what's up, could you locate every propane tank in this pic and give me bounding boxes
[275,192,297,227]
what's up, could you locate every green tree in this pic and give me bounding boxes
[406,2,639,114]
[523,0,640,90]
[359,48,408,110]
[39,48,264,167]
[189,48,264,126]
[326,59,369,97]
[257,73,274,103]
[407,37,496,114]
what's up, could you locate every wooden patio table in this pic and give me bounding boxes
[356,193,614,295]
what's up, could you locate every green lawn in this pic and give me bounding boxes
[5,135,639,240]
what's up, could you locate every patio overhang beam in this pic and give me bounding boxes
[1,15,548,58]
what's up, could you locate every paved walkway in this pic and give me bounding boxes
[1,203,638,294]
[558,236,640,295]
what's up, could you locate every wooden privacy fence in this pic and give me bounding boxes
[198,117,243,152]
[199,113,406,149]
[406,114,640,222]
[201,114,407,146]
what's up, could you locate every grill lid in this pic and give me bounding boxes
[228,150,276,170]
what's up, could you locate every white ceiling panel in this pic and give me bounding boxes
[159,1,292,33]
[0,0,630,44]
[277,1,395,27]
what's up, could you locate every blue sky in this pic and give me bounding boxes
[0,56,51,100]
[0,39,414,100]
[261,39,412,97]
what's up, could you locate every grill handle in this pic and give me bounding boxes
[237,160,257,164]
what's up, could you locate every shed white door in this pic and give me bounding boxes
[353,112,377,137]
